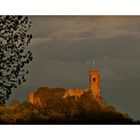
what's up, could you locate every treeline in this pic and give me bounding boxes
[0,88,138,124]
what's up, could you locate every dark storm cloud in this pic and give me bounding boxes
[8,16,140,120]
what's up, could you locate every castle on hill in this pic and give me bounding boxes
[63,69,100,99]
[28,60,101,106]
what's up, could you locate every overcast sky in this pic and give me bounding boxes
[7,16,140,120]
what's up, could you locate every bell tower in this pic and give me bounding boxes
[89,60,100,98]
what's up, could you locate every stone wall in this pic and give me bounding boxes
[63,89,88,99]
[28,88,89,107]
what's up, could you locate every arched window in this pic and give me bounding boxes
[93,77,96,82]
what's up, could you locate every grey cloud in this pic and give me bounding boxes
[30,36,140,62]
[30,16,140,42]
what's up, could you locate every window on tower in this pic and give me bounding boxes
[93,78,96,81]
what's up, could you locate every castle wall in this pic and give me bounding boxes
[64,89,88,99]
[28,89,88,106]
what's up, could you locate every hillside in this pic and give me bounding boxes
[0,87,138,124]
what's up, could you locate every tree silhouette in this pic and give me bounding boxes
[0,16,33,104]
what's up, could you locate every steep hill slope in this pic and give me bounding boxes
[0,87,138,124]
[25,87,136,124]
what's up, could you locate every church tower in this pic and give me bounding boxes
[89,60,100,98]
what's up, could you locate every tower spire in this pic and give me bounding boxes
[93,59,96,70]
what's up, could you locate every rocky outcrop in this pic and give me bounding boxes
[28,92,34,104]
[28,92,42,107]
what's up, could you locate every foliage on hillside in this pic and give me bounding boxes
[0,88,138,124]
